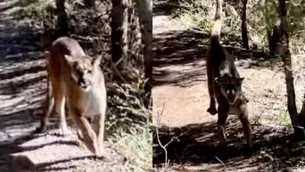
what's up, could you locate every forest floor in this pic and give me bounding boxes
[0,1,128,172]
[152,0,305,171]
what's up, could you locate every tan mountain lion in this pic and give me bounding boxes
[36,37,108,157]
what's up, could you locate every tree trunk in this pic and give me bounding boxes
[111,0,129,78]
[135,0,152,108]
[268,25,280,57]
[56,0,68,37]
[241,0,249,50]
[299,93,305,126]
[267,29,273,55]
[84,0,95,8]
[278,0,303,136]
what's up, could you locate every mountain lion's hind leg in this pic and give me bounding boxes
[238,103,253,147]
[207,65,217,115]
[53,83,69,136]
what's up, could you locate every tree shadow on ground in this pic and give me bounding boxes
[153,119,305,171]
[153,0,186,16]
[0,129,85,171]
[153,28,273,88]
[0,95,84,172]
[0,0,48,20]
[0,2,72,171]
[153,29,209,67]
[0,73,79,171]
[0,92,67,171]
[153,29,209,87]
[0,6,45,147]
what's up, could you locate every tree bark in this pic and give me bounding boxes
[56,0,68,37]
[268,25,280,57]
[135,0,152,108]
[299,93,305,125]
[278,0,302,136]
[84,0,95,8]
[241,0,249,50]
[111,0,129,77]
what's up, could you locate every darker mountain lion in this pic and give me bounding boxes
[206,0,252,146]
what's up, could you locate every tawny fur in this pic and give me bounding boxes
[206,0,252,146]
[36,37,107,157]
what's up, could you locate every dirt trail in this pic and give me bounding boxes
[152,3,216,127]
[0,1,46,170]
[152,0,305,171]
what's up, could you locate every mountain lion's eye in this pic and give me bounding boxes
[76,69,82,76]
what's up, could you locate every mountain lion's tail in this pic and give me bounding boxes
[210,0,222,50]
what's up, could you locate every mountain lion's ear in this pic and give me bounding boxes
[93,55,102,68]
[64,55,76,66]
[215,77,230,85]
[236,77,244,84]
[215,77,226,84]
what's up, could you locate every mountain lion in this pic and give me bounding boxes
[206,0,252,146]
[36,37,108,157]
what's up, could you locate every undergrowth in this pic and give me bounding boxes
[106,80,152,171]
[173,0,305,53]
